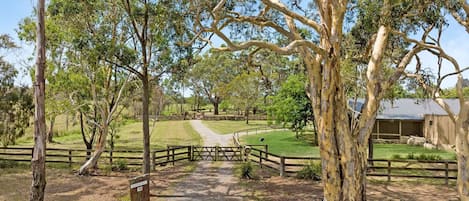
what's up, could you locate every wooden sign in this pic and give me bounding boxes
[129,174,150,201]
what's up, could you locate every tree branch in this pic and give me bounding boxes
[104,58,143,80]
[261,0,321,33]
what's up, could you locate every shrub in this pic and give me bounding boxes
[296,161,321,181]
[0,159,18,168]
[416,153,443,161]
[113,159,128,171]
[391,154,402,160]
[239,161,254,179]
[407,152,415,160]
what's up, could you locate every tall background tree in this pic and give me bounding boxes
[30,0,47,199]
[268,74,314,140]
[406,1,469,198]
[190,0,444,199]
[188,50,239,115]
[0,35,33,147]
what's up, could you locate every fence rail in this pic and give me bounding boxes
[247,147,457,183]
[0,146,191,170]
[0,146,459,184]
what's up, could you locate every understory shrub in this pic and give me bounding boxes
[296,161,321,181]
[113,159,128,171]
[406,153,443,161]
[239,161,254,179]
[416,153,443,161]
[0,159,18,168]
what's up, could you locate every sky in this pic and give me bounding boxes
[0,1,468,89]
[0,0,35,86]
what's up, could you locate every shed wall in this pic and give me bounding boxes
[424,115,456,145]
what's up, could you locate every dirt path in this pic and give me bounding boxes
[155,120,252,200]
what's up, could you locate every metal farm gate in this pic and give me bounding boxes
[191,146,243,161]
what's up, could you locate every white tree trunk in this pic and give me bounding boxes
[30,0,47,200]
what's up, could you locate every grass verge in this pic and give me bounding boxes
[241,130,456,159]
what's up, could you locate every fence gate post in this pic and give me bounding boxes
[68,150,72,167]
[445,161,449,185]
[387,160,391,182]
[280,156,285,177]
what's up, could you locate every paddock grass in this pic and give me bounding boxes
[202,120,268,134]
[15,120,202,150]
[240,130,456,159]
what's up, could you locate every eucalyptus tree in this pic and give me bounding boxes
[190,0,445,199]
[225,72,262,124]
[0,35,33,147]
[52,0,134,175]
[409,1,469,199]
[17,11,72,143]
[268,74,314,140]
[18,0,135,174]
[189,50,240,115]
[30,0,47,200]
[116,0,192,174]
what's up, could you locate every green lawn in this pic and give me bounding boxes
[202,120,268,134]
[241,130,456,159]
[15,120,202,150]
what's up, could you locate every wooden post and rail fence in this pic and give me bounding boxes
[0,146,458,184]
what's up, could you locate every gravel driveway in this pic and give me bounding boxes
[157,120,251,201]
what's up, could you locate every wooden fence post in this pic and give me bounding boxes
[265,145,268,159]
[280,156,285,177]
[166,148,170,165]
[109,149,113,166]
[215,146,218,161]
[259,150,263,168]
[187,146,191,161]
[387,160,391,182]
[152,151,156,171]
[172,148,175,166]
[445,161,449,185]
[68,150,72,167]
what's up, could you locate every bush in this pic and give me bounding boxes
[391,154,402,160]
[113,159,128,171]
[406,153,443,161]
[416,153,443,161]
[407,152,415,160]
[296,161,321,181]
[239,161,254,179]
[0,159,18,168]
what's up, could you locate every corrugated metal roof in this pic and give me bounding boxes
[350,99,460,120]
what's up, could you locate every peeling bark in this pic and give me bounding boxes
[30,0,47,200]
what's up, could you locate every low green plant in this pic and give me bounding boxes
[113,159,128,171]
[102,165,113,175]
[239,161,255,179]
[407,152,415,160]
[391,154,402,160]
[0,159,19,168]
[296,161,321,181]
[416,153,443,161]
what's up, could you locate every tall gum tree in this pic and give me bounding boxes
[190,0,441,199]
[407,1,469,199]
[30,0,47,200]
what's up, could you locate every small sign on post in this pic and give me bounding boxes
[129,174,150,201]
